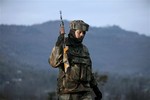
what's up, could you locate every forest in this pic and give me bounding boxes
[0,57,150,100]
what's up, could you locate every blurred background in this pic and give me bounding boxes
[0,0,150,100]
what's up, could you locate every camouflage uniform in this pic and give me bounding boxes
[49,20,102,100]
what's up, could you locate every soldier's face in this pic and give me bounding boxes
[74,30,85,39]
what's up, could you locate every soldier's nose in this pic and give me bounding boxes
[80,32,84,36]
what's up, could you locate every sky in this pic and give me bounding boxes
[0,0,150,36]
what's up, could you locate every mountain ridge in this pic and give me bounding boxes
[0,20,150,75]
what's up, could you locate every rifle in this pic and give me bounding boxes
[59,11,70,73]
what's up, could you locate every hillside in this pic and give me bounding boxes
[0,20,150,100]
[0,20,150,74]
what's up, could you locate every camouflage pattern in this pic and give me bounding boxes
[49,44,97,94]
[48,19,102,100]
[58,91,92,100]
[70,20,89,31]
[49,46,63,68]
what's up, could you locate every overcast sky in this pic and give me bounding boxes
[0,0,150,36]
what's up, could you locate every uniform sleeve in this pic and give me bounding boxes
[90,73,102,99]
[48,34,64,68]
[90,73,98,88]
[82,45,98,87]
[48,46,63,68]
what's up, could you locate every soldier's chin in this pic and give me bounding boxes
[78,38,83,42]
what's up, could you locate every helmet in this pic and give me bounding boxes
[70,20,89,31]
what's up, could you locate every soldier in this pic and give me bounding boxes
[49,20,102,100]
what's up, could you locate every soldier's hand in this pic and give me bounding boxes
[60,26,65,35]
[93,85,102,100]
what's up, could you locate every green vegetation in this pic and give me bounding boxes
[0,58,57,100]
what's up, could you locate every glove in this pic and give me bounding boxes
[95,97,102,100]
[56,34,64,46]
[92,85,102,100]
